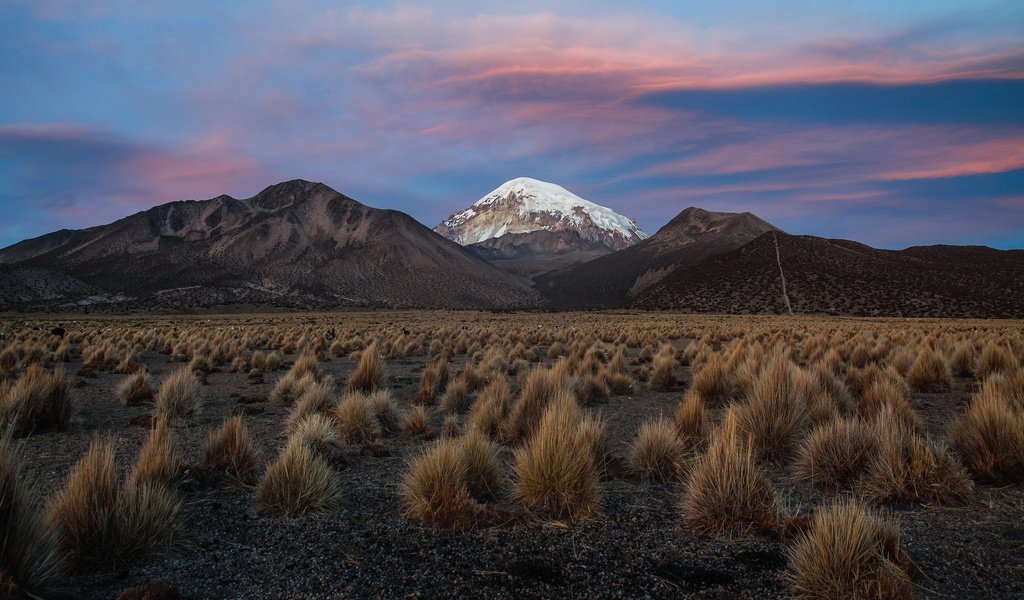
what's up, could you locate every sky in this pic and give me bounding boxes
[1,1,1022,249]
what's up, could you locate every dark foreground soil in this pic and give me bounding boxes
[10,316,1024,600]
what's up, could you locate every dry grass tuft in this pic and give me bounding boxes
[906,347,952,393]
[347,341,384,392]
[118,368,153,406]
[649,344,677,391]
[682,409,785,537]
[127,418,180,487]
[47,438,118,566]
[368,389,401,433]
[458,431,505,502]
[113,480,181,559]
[502,367,571,445]
[735,357,808,463]
[333,392,382,444]
[416,354,449,404]
[975,343,1018,380]
[795,418,877,489]
[400,437,477,529]
[0,435,64,596]
[440,377,472,414]
[689,354,734,405]
[629,418,685,481]
[155,366,203,424]
[950,387,1024,484]
[256,440,340,518]
[0,364,71,433]
[865,419,974,505]
[467,376,511,439]
[513,392,600,521]
[674,390,709,453]
[401,404,431,438]
[787,499,914,600]
[204,415,262,483]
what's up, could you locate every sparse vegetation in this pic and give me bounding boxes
[155,366,202,424]
[256,440,340,518]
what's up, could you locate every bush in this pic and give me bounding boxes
[118,368,153,406]
[787,499,914,599]
[513,392,600,521]
[690,354,734,405]
[401,437,476,529]
[735,357,808,463]
[467,376,511,439]
[795,418,876,490]
[204,415,262,483]
[674,390,708,453]
[0,365,71,433]
[502,367,569,445]
[950,387,1024,484]
[906,347,952,393]
[256,440,340,518]
[401,404,431,438]
[416,354,449,404]
[155,367,202,424]
[347,341,384,392]
[127,418,180,487]
[0,435,64,596]
[629,418,684,481]
[333,392,382,445]
[682,409,784,537]
[440,378,472,414]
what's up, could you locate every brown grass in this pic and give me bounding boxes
[735,357,809,463]
[458,431,505,502]
[950,387,1024,484]
[906,347,952,393]
[347,341,384,392]
[0,435,64,596]
[787,499,914,600]
[674,390,709,453]
[975,343,1018,380]
[113,479,181,559]
[513,392,600,521]
[400,437,477,529]
[629,418,685,481]
[682,409,785,537]
[0,364,71,433]
[416,354,449,404]
[47,437,118,566]
[368,389,401,433]
[401,404,431,438]
[649,344,677,391]
[204,415,262,483]
[155,366,203,424]
[439,377,472,414]
[795,418,876,490]
[689,354,734,405]
[118,368,153,406]
[256,440,340,518]
[467,376,511,439]
[502,367,570,445]
[865,418,974,505]
[126,418,180,488]
[333,392,382,444]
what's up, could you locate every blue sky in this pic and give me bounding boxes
[1,0,1022,248]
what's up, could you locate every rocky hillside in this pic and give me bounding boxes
[535,207,778,307]
[0,180,539,311]
[633,232,1024,318]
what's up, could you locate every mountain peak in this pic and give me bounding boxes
[247,179,337,211]
[436,178,648,250]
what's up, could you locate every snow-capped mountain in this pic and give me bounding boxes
[435,177,648,251]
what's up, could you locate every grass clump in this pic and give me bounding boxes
[787,499,914,600]
[333,392,382,445]
[401,437,476,529]
[155,366,202,424]
[118,368,153,406]
[256,440,340,518]
[347,341,384,392]
[0,364,71,433]
[629,418,685,481]
[513,392,600,521]
[735,357,809,463]
[795,418,877,490]
[0,434,64,597]
[906,347,951,393]
[682,409,784,537]
[950,387,1024,484]
[649,344,677,392]
[416,354,449,404]
[204,415,262,483]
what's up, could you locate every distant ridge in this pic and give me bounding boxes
[0,180,539,311]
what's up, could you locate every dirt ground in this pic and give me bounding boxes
[7,312,1024,599]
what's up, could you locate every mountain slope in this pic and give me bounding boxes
[535,207,778,307]
[633,232,1024,318]
[0,180,539,311]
